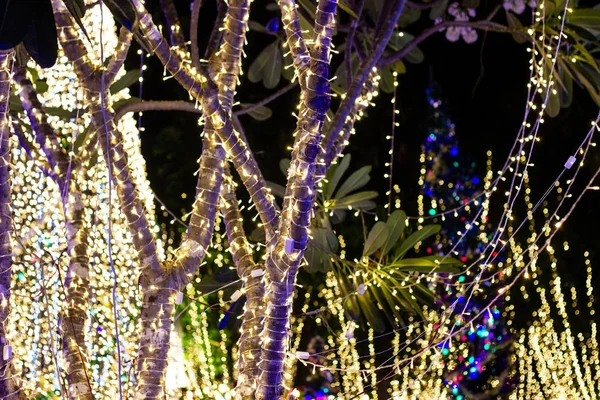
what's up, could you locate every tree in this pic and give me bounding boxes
[0,0,598,399]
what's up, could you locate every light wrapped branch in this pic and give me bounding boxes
[257,0,338,397]
[0,49,20,400]
[278,0,311,80]
[323,0,407,162]
[132,0,280,239]
[12,66,70,190]
[105,27,133,85]
[220,166,265,399]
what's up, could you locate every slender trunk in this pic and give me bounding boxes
[61,186,93,399]
[257,1,337,398]
[221,166,265,398]
[0,49,19,400]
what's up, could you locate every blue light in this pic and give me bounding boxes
[472,177,479,185]
[450,147,458,156]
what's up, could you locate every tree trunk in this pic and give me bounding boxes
[0,49,20,400]
[257,0,337,398]
[221,166,265,398]
[61,186,93,399]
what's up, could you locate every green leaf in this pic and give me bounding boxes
[398,287,424,317]
[380,67,395,93]
[430,0,449,20]
[73,123,92,154]
[297,0,317,18]
[405,46,424,64]
[266,181,286,197]
[281,46,295,81]
[545,86,560,118]
[335,165,371,199]
[399,7,421,27]
[45,106,75,118]
[389,258,460,273]
[279,158,291,176]
[567,9,600,30]
[338,274,361,320]
[240,104,273,121]
[334,191,378,209]
[382,210,407,256]
[338,0,359,18]
[391,60,406,74]
[248,21,269,33]
[420,255,464,266]
[557,62,573,108]
[63,0,89,40]
[263,42,282,89]
[248,44,272,83]
[110,69,140,94]
[505,10,526,44]
[298,11,314,41]
[363,221,390,256]
[35,80,49,94]
[358,289,386,332]
[104,0,137,31]
[395,225,441,260]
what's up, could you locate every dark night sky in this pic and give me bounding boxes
[128,0,600,329]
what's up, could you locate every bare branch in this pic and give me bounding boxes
[234,82,298,117]
[379,20,526,67]
[115,100,202,120]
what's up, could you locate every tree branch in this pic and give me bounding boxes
[115,100,202,120]
[323,0,406,165]
[12,66,70,189]
[190,0,204,70]
[278,0,311,80]
[105,27,133,85]
[379,20,527,67]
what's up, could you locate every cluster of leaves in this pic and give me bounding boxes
[336,211,462,332]
[504,3,600,116]
[267,156,462,331]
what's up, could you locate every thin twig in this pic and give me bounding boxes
[190,0,204,70]
[379,20,527,67]
[233,82,298,116]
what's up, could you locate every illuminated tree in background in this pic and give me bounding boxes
[420,85,514,399]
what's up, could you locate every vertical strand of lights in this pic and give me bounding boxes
[385,71,399,215]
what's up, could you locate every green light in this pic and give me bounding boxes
[458,276,465,282]
[442,348,449,356]
[484,344,490,350]
[17,272,25,281]
[428,208,436,216]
